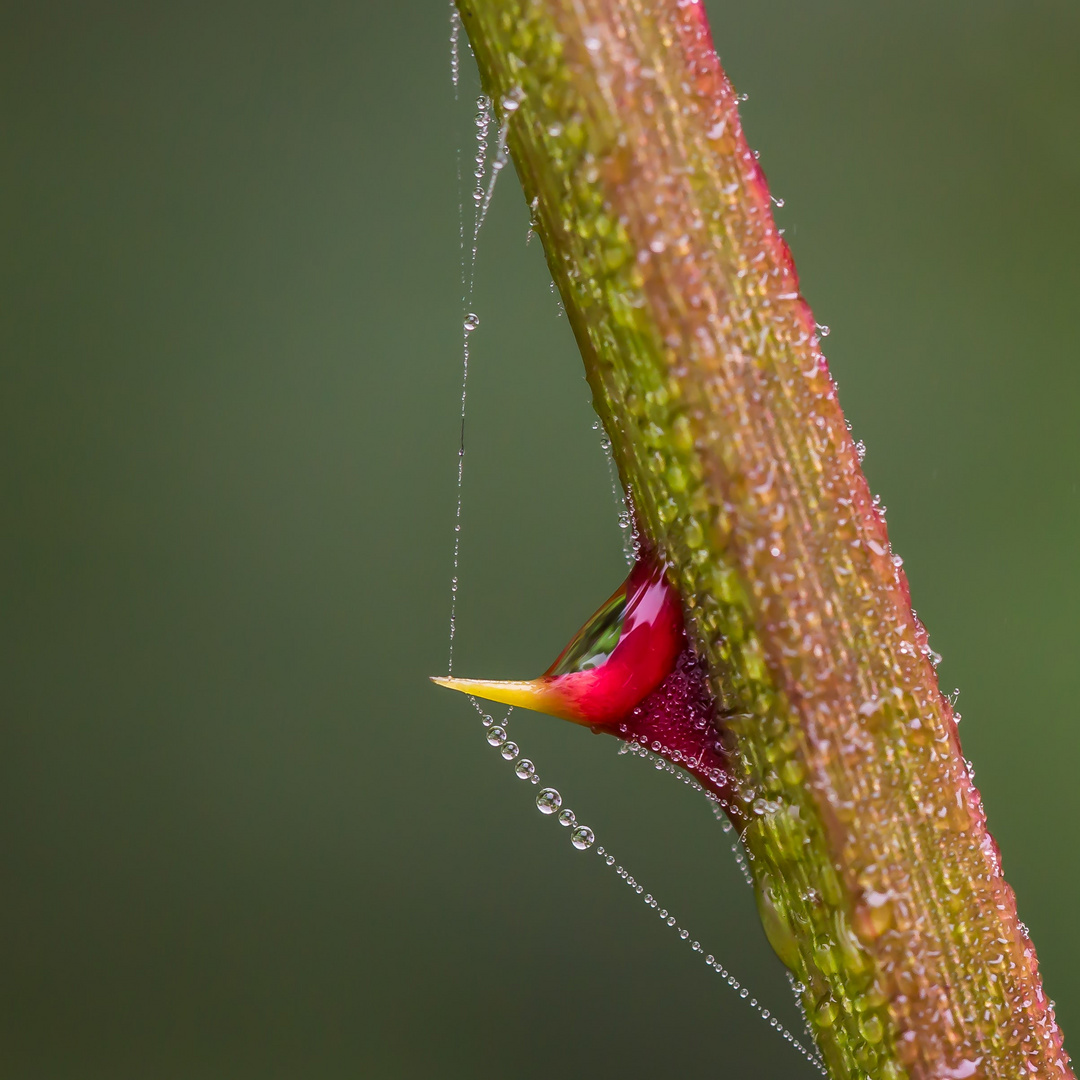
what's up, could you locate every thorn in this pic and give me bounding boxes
[431,674,588,724]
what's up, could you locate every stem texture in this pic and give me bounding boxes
[456,2,1071,1077]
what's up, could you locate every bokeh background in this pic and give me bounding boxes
[2,2,1078,1077]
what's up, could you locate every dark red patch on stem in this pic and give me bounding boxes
[601,644,737,818]
[555,550,736,816]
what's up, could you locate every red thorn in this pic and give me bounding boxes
[434,550,735,811]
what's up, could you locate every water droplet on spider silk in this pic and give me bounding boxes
[448,2,461,89]
[486,726,506,747]
[816,323,830,337]
[463,313,480,332]
[536,787,562,814]
[571,826,595,850]
[557,809,577,828]
[500,741,519,761]
[515,759,535,780]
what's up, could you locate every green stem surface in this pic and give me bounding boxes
[456,2,1071,1077]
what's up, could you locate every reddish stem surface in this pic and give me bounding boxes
[456,2,1072,1077]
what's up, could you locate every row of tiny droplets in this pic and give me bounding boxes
[470,700,825,1075]
[618,740,826,1067]
[615,739,757,889]
[447,78,495,674]
[592,420,638,566]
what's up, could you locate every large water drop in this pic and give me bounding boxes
[571,826,595,850]
[536,787,562,815]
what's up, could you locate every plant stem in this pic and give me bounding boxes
[455,2,1072,1077]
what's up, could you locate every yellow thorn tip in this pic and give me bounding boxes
[429,675,550,711]
[430,675,586,724]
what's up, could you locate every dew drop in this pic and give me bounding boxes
[449,3,461,90]
[557,809,577,828]
[463,312,480,332]
[500,88,523,113]
[486,726,507,747]
[500,741,519,761]
[571,826,595,850]
[514,759,536,780]
[536,787,562,815]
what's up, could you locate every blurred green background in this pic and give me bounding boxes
[2,2,1077,1077]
